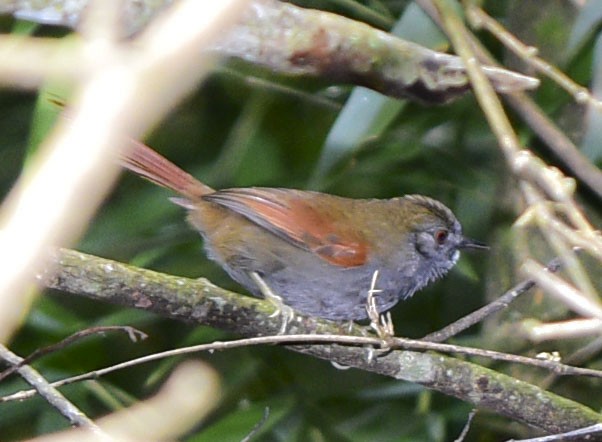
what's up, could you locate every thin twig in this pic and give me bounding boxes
[423,258,561,342]
[31,362,221,442]
[416,0,602,201]
[0,344,104,434]
[35,248,602,433]
[466,5,602,111]
[525,318,602,343]
[0,325,146,382]
[540,336,602,389]
[3,332,602,403]
[522,259,602,319]
[516,184,599,302]
[0,0,250,343]
[433,0,521,160]
[505,93,602,202]
[506,423,602,442]
[241,407,270,442]
[454,409,477,442]
[429,0,602,331]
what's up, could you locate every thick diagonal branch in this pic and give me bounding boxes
[40,248,602,436]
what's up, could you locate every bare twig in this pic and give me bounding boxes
[454,409,477,442]
[241,407,270,442]
[508,94,602,202]
[525,318,602,342]
[416,0,602,201]
[423,258,561,342]
[0,0,249,343]
[4,332,602,405]
[0,344,104,434]
[540,336,602,389]
[522,259,602,319]
[466,5,602,111]
[506,423,602,442]
[30,362,220,442]
[432,0,521,161]
[29,247,602,434]
[515,181,599,302]
[0,326,146,382]
[428,0,602,342]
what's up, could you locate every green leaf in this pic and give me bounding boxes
[310,3,448,185]
[187,397,295,442]
[580,33,602,163]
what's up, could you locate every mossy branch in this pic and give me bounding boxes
[41,248,602,436]
[0,0,538,103]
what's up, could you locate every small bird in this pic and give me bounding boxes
[122,141,486,321]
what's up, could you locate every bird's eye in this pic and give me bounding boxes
[434,229,449,245]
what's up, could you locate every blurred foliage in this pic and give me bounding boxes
[1,1,602,441]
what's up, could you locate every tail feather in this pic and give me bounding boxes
[121,140,213,199]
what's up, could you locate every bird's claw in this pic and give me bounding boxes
[251,272,295,334]
[365,270,395,348]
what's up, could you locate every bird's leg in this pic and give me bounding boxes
[345,320,355,334]
[365,270,395,347]
[250,272,295,334]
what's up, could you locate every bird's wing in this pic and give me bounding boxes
[203,188,368,267]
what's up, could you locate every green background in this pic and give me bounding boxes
[1,1,602,440]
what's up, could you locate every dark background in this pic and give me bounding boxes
[1,1,601,440]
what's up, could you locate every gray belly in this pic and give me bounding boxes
[203,235,410,321]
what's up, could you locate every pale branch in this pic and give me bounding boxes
[423,279,533,343]
[37,248,602,436]
[416,0,602,201]
[0,0,249,342]
[466,6,601,110]
[506,93,602,202]
[508,424,602,442]
[0,344,103,434]
[0,0,173,34]
[212,0,537,104]
[422,258,561,342]
[25,362,222,441]
[0,0,538,104]
[428,0,602,338]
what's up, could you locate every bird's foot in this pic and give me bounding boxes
[365,270,395,348]
[250,272,295,334]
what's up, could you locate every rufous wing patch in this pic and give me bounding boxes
[203,188,368,267]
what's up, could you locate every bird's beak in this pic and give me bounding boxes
[459,237,489,250]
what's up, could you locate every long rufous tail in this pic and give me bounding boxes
[121,140,214,199]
